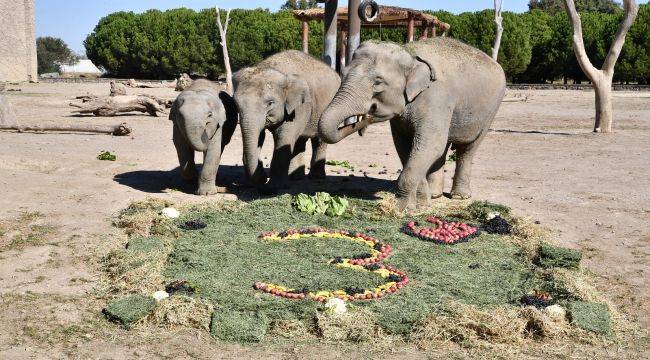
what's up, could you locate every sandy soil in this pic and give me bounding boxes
[0,82,648,359]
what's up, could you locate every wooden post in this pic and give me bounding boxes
[301,20,310,54]
[407,16,415,42]
[339,29,347,69]
[347,0,361,63]
[419,24,429,40]
[323,0,338,69]
[431,26,436,38]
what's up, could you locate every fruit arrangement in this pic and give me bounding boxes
[179,219,207,230]
[254,228,409,302]
[521,291,554,308]
[401,216,479,244]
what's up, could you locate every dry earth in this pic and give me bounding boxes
[0,82,648,359]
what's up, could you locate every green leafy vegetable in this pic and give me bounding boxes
[98,151,117,161]
[326,159,354,170]
[291,192,349,217]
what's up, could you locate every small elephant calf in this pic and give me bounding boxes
[170,80,238,195]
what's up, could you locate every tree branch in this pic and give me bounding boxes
[216,7,233,94]
[602,0,639,74]
[564,0,600,81]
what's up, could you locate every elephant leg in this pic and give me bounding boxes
[196,136,223,196]
[289,137,307,180]
[451,132,487,200]
[173,124,197,182]
[267,126,296,190]
[427,143,450,199]
[391,120,429,209]
[309,137,327,179]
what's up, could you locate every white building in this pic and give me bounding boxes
[59,59,104,78]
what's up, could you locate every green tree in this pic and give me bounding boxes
[617,3,649,83]
[36,37,78,74]
[520,10,555,82]
[528,0,622,14]
[281,0,318,10]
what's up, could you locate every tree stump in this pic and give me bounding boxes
[70,95,168,117]
[175,73,193,91]
[110,81,128,96]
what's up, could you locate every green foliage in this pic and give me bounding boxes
[36,37,78,74]
[126,236,165,253]
[326,159,354,170]
[103,295,155,327]
[567,301,612,335]
[85,5,648,83]
[292,193,349,216]
[281,0,318,10]
[537,244,582,269]
[211,310,269,343]
[97,151,116,161]
[528,0,622,14]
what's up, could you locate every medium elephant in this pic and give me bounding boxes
[233,50,345,191]
[319,38,506,211]
[170,79,238,195]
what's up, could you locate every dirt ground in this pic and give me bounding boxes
[0,82,648,359]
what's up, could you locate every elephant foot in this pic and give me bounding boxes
[308,169,327,180]
[196,183,220,196]
[395,195,417,214]
[181,169,198,182]
[431,192,444,199]
[289,172,306,181]
[450,190,472,200]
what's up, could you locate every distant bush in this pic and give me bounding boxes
[85,5,649,83]
[36,37,78,74]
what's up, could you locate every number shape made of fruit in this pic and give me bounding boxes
[253,228,409,302]
[401,217,479,245]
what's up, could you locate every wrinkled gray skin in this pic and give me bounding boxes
[234,50,342,192]
[170,79,238,195]
[319,38,506,212]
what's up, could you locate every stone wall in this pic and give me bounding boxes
[0,0,37,82]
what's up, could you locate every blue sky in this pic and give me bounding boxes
[36,1,531,54]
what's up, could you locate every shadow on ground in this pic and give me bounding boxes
[114,165,396,201]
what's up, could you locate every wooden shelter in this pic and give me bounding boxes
[293,6,450,54]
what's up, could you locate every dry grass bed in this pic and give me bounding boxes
[98,195,624,354]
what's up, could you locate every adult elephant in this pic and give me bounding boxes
[319,38,506,212]
[234,50,349,192]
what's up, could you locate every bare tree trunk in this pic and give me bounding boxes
[216,7,233,94]
[492,0,504,61]
[69,95,168,117]
[564,0,638,133]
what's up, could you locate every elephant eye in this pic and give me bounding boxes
[266,100,275,108]
[373,79,386,93]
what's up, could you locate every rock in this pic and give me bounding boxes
[175,73,193,91]
[161,207,180,219]
[545,304,567,323]
[0,95,17,127]
[110,81,128,96]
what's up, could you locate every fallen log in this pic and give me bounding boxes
[124,79,175,89]
[0,122,132,136]
[70,95,167,116]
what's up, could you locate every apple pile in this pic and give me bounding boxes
[402,216,479,244]
[254,228,409,302]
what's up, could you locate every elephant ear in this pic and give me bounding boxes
[405,56,437,103]
[218,91,239,147]
[284,74,312,121]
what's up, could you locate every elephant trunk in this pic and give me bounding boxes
[240,112,268,186]
[319,82,371,144]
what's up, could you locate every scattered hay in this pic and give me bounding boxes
[316,308,384,343]
[103,294,156,328]
[113,198,175,237]
[152,295,213,331]
[0,211,56,251]
[413,301,526,349]
[268,319,317,341]
[518,306,567,339]
[550,268,601,302]
[506,217,550,260]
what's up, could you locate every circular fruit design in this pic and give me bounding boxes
[254,228,409,302]
[401,216,479,244]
